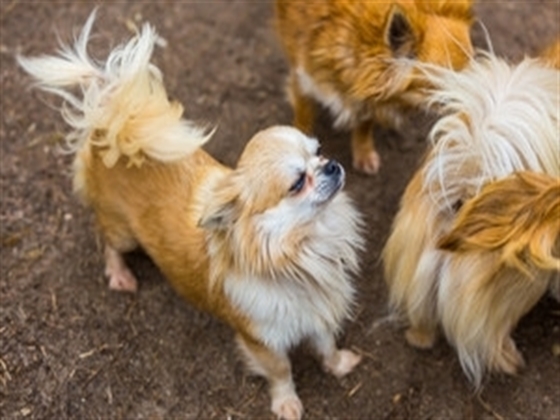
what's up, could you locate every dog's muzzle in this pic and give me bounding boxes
[316,159,345,203]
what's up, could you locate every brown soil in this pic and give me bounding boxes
[1,1,559,419]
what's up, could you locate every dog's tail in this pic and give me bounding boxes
[439,171,560,274]
[18,11,212,170]
[419,52,560,213]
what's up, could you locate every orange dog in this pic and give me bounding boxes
[383,46,559,386]
[275,0,474,174]
[19,13,364,419]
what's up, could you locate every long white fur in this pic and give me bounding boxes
[225,192,363,353]
[18,11,212,170]
[422,52,560,211]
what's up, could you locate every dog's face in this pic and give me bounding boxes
[199,126,345,233]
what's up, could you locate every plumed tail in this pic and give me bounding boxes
[439,171,560,273]
[417,52,560,212]
[18,10,212,169]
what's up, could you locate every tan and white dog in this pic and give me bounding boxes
[19,13,364,419]
[383,45,560,386]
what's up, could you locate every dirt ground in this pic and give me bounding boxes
[1,1,559,419]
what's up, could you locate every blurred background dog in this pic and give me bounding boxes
[275,0,474,174]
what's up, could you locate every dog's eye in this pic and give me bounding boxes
[452,200,463,213]
[289,172,306,193]
[316,146,322,156]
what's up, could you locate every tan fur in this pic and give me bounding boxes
[383,46,560,386]
[20,15,364,419]
[437,172,559,381]
[539,38,560,69]
[439,172,560,273]
[275,0,474,174]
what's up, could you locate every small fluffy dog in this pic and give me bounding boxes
[275,0,474,174]
[383,47,560,386]
[19,14,364,419]
[437,171,560,381]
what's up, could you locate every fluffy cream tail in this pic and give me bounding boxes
[418,52,560,212]
[18,11,212,168]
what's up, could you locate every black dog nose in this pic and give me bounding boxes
[323,159,341,176]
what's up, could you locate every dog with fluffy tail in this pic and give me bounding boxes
[19,12,365,419]
[438,171,560,383]
[383,42,560,387]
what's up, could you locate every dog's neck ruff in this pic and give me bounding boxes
[215,193,363,352]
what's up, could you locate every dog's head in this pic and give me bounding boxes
[199,126,345,232]
[199,126,362,280]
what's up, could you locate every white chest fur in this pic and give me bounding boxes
[224,272,355,353]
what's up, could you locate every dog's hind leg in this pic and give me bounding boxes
[104,245,138,292]
[96,213,139,292]
[236,334,303,420]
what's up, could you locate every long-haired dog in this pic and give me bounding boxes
[18,13,364,419]
[275,0,474,174]
[383,45,560,386]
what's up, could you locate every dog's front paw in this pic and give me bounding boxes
[353,150,381,175]
[272,394,303,420]
[324,349,362,378]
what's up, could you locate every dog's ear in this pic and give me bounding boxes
[384,5,417,58]
[198,177,240,230]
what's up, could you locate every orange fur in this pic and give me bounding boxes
[19,15,364,419]
[275,0,474,174]
[439,172,560,273]
[539,38,560,69]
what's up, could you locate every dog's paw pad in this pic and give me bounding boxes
[272,395,303,420]
[106,267,138,293]
[353,150,381,175]
[405,327,436,349]
[326,349,362,378]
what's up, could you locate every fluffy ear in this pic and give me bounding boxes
[384,5,417,58]
[198,177,240,230]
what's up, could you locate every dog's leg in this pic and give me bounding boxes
[104,245,138,292]
[309,331,362,378]
[494,336,525,375]
[237,335,302,420]
[287,72,315,135]
[351,119,380,175]
[405,325,437,349]
[96,211,138,292]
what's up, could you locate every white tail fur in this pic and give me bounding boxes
[18,10,212,168]
[420,52,560,211]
